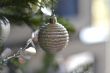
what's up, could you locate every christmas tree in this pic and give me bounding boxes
[0,0,75,73]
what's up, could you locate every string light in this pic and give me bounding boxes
[0,31,37,64]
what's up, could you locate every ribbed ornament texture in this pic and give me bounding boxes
[0,17,10,46]
[38,16,69,54]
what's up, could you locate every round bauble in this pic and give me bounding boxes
[0,17,10,46]
[38,15,69,54]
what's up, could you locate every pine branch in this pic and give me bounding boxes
[0,0,38,7]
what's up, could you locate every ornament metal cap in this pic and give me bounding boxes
[38,15,69,54]
[49,15,57,24]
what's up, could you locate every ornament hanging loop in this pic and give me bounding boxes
[50,0,57,24]
[49,15,57,24]
[51,0,55,16]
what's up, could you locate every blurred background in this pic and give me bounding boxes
[1,0,110,73]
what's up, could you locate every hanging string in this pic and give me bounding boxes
[51,0,55,16]
[0,35,36,64]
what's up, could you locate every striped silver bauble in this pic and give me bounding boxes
[38,15,69,54]
[0,17,10,46]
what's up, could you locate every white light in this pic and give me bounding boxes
[65,52,94,72]
[32,30,38,39]
[79,26,109,44]
[25,47,36,54]
[23,47,36,60]
[41,7,52,16]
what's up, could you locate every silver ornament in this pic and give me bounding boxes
[0,17,10,46]
[1,48,12,59]
[38,15,69,54]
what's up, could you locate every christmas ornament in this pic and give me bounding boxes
[0,17,10,46]
[38,15,69,54]
[18,56,26,64]
[1,48,12,59]
[22,47,36,60]
[25,47,36,55]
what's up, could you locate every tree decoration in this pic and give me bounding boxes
[1,48,12,59]
[38,15,69,54]
[0,17,10,47]
[18,56,25,65]
[0,0,75,73]
[38,0,69,54]
[0,31,37,65]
